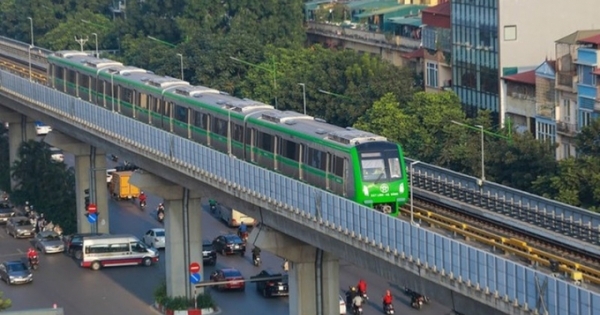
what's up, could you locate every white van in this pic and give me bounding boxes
[218,207,256,227]
[81,234,159,270]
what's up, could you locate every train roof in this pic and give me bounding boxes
[253,110,387,147]
[52,50,124,71]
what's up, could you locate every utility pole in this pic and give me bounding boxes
[74,35,89,52]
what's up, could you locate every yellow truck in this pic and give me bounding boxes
[109,171,140,200]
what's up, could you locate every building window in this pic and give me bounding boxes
[536,121,556,143]
[578,65,596,86]
[504,25,517,41]
[562,99,571,122]
[562,143,572,159]
[578,110,592,129]
[426,62,438,88]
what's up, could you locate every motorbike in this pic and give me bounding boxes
[252,253,261,266]
[209,200,217,213]
[110,154,119,162]
[140,200,147,210]
[353,305,363,315]
[358,289,369,300]
[157,208,165,223]
[239,231,249,243]
[411,298,423,310]
[383,303,395,314]
[29,256,39,270]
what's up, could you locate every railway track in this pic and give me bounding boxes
[2,36,600,286]
[402,197,600,285]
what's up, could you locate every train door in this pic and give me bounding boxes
[206,114,212,147]
[273,136,279,171]
[342,157,349,197]
[249,129,255,162]
[325,152,331,190]
[298,144,304,180]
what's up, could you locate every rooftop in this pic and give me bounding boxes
[422,0,451,16]
[556,29,600,45]
[503,69,536,85]
[346,0,399,11]
[355,4,426,19]
[578,33,600,45]
[401,47,424,59]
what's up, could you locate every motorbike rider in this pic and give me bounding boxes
[208,199,217,211]
[238,222,248,238]
[357,279,367,297]
[27,247,38,266]
[24,201,31,213]
[36,213,46,233]
[157,203,165,211]
[383,290,393,309]
[352,293,364,313]
[251,246,261,263]
[139,191,147,207]
[346,286,357,307]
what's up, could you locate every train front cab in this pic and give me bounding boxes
[354,141,406,216]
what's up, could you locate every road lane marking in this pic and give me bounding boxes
[16,248,23,253]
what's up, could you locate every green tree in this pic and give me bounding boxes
[354,92,412,142]
[10,141,77,234]
[0,291,11,310]
[575,118,600,156]
[38,11,113,51]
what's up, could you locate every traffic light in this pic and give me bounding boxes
[84,188,90,210]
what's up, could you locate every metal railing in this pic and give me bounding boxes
[0,70,599,315]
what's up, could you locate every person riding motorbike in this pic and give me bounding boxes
[346,286,357,308]
[24,201,31,213]
[251,246,261,264]
[238,222,248,239]
[208,199,217,212]
[27,248,38,267]
[357,279,367,297]
[139,192,147,208]
[36,213,46,233]
[157,203,165,211]
[352,294,364,314]
[383,290,393,310]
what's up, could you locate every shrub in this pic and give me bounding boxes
[164,296,191,310]
[153,281,168,305]
[195,292,216,309]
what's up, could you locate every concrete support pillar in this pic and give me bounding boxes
[2,109,36,191]
[45,132,109,234]
[129,171,203,299]
[249,225,340,315]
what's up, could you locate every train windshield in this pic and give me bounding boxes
[359,151,402,182]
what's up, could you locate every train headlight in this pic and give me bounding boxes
[362,185,369,196]
[399,183,405,194]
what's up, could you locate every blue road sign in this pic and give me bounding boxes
[190,273,201,284]
[87,213,97,224]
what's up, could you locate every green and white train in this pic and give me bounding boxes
[47,51,409,216]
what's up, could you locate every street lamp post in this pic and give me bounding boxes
[91,33,99,58]
[27,45,32,81]
[409,161,420,225]
[229,56,278,109]
[176,53,184,81]
[27,17,34,46]
[298,83,307,115]
[451,120,486,185]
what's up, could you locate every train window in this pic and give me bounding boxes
[91,77,97,93]
[78,74,89,88]
[280,139,299,161]
[121,88,133,104]
[332,155,344,177]
[56,67,64,80]
[388,157,402,178]
[212,118,227,136]
[194,111,206,129]
[233,124,243,142]
[246,128,253,145]
[164,102,172,117]
[257,132,273,152]
[174,105,188,122]
[138,93,148,108]
[306,148,326,171]
[67,70,76,84]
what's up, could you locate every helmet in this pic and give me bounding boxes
[351,286,357,292]
[40,213,44,217]
[386,290,391,295]
[25,201,29,205]
[140,191,144,194]
[29,247,35,252]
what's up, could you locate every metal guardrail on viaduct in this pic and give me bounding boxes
[0,70,598,315]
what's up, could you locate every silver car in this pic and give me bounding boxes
[0,260,33,285]
[6,216,35,238]
[33,231,64,254]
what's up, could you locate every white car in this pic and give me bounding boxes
[106,168,117,184]
[143,228,165,249]
[35,122,52,136]
[49,147,64,163]
[340,295,346,314]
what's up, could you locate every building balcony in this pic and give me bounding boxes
[506,93,536,118]
[306,22,421,52]
[556,121,578,136]
[536,103,555,119]
[576,48,598,66]
[421,26,451,52]
[578,84,597,98]
[555,72,577,91]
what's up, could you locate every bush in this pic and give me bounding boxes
[164,296,191,310]
[153,281,168,305]
[195,292,216,309]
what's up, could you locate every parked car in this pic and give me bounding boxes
[143,228,165,249]
[33,231,65,254]
[251,269,289,297]
[5,216,35,238]
[212,234,245,256]
[64,233,104,259]
[0,260,33,285]
[202,240,217,266]
[339,295,347,315]
[209,268,245,291]
[0,204,15,224]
